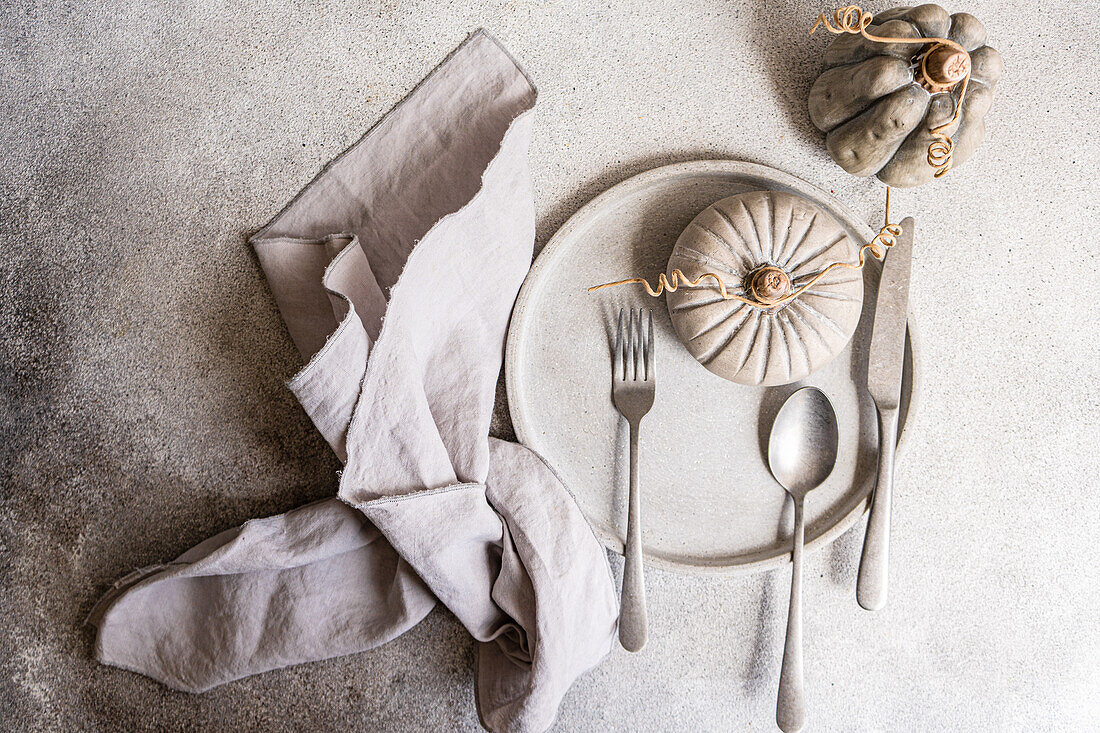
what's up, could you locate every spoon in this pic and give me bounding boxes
[767,386,839,733]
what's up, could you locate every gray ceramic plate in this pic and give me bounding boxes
[506,160,917,576]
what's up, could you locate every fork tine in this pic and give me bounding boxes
[646,309,654,381]
[635,310,642,381]
[615,308,625,381]
[626,309,635,380]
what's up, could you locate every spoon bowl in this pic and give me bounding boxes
[767,386,839,733]
[769,387,840,497]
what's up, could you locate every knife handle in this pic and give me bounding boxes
[857,407,899,611]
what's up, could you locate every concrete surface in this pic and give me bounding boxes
[2,1,1097,731]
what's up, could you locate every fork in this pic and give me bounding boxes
[612,307,655,652]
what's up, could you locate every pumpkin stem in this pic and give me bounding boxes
[920,43,971,92]
[748,266,792,305]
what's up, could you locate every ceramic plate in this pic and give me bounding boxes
[506,161,916,575]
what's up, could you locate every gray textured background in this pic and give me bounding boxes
[2,0,1097,731]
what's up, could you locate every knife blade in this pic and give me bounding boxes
[857,216,914,611]
[866,218,914,409]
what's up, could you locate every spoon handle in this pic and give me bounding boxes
[619,421,647,652]
[777,496,806,733]
[858,406,899,611]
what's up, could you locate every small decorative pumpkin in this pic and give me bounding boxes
[809,4,1002,187]
[665,191,863,386]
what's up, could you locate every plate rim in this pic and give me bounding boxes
[506,159,920,576]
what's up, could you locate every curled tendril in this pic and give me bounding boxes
[588,269,759,306]
[857,221,902,263]
[588,187,903,308]
[811,4,972,178]
[927,137,954,176]
[810,5,874,34]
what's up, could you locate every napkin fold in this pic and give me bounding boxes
[88,31,617,732]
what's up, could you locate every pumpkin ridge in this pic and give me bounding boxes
[891,19,923,46]
[744,192,774,260]
[773,195,795,265]
[730,310,766,373]
[796,269,862,290]
[810,57,914,132]
[690,221,752,271]
[785,302,832,351]
[948,12,987,51]
[699,307,759,367]
[814,271,863,287]
[947,84,993,167]
[799,288,862,303]
[754,317,773,384]
[868,6,914,26]
[735,198,768,262]
[669,293,728,314]
[779,312,813,378]
[791,298,847,337]
[827,85,931,178]
[689,303,751,343]
[968,46,1002,88]
[774,314,797,381]
[779,210,817,268]
[956,81,993,119]
[709,205,756,263]
[787,229,849,274]
[675,244,741,278]
[878,90,954,186]
[901,4,952,38]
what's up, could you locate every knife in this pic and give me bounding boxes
[857,217,914,612]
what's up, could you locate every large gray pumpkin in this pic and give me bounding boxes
[665,191,863,386]
[809,4,1002,187]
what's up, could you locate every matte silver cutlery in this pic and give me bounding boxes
[857,217,915,612]
[611,307,655,652]
[768,387,839,733]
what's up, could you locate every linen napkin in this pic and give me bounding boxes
[87,31,618,732]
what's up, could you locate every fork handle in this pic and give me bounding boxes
[619,421,648,652]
